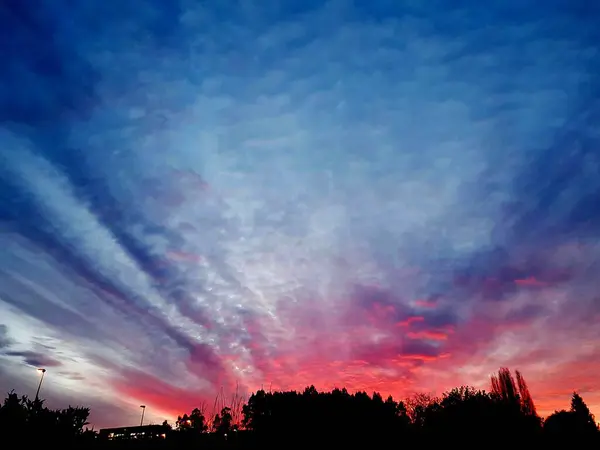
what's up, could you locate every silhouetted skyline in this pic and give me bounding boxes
[1,0,600,429]
[1,369,598,445]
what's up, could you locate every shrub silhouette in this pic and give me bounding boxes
[0,390,93,445]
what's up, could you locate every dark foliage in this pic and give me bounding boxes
[0,390,95,445]
[544,392,599,436]
[1,368,597,448]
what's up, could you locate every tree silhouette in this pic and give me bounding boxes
[190,407,208,432]
[544,410,578,435]
[515,370,537,416]
[176,407,207,434]
[406,392,438,429]
[2,367,596,446]
[491,367,520,404]
[241,389,270,432]
[176,412,191,431]
[238,376,552,445]
[491,368,539,418]
[544,392,598,437]
[0,391,28,436]
[0,391,90,444]
[55,405,91,438]
[570,392,598,433]
[213,406,233,435]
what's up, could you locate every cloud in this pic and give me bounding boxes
[111,367,220,420]
[3,350,62,368]
[0,325,12,348]
[1,0,599,427]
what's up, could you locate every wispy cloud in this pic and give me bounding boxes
[3,350,62,368]
[1,0,599,427]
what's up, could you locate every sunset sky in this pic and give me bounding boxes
[1,0,599,429]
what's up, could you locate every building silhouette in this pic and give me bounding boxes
[99,424,170,440]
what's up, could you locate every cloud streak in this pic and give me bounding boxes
[1,0,599,427]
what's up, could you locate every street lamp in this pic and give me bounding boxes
[140,405,146,426]
[35,368,46,401]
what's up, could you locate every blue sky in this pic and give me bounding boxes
[1,0,599,428]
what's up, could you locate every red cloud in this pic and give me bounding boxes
[396,316,425,327]
[106,268,599,427]
[112,369,218,423]
[406,330,449,341]
[514,276,547,287]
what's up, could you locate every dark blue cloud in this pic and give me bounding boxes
[1,0,599,427]
[3,350,62,368]
[0,325,11,348]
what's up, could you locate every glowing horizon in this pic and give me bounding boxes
[1,0,599,428]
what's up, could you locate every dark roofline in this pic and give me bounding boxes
[99,424,169,433]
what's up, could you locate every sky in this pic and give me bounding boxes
[1,0,600,429]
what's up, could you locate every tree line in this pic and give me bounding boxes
[1,368,597,447]
[0,390,96,445]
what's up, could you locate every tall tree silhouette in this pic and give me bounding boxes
[570,393,598,433]
[242,389,270,432]
[491,367,538,416]
[515,370,537,416]
[491,367,520,404]
[213,406,233,435]
[490,368,542,435]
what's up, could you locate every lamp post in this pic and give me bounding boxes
[35,368,46,401]
[140,405,146,426]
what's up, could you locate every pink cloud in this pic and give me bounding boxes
[514,276,548,287]
[406,330,449,341]
[414,299,437,308]
[165,250,203,263]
